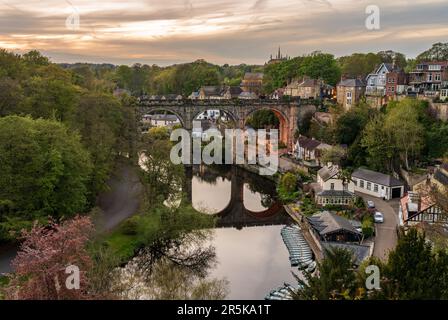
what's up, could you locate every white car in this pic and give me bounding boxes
[374,212,384,223]
[367,200,375,209]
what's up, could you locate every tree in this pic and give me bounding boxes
[246,109,279,129]
[417,42,448,62]
[0,116,92,240]
[321,146,347,166]
[385,100,425,170]
[140,128,185,206]
[5,216,94,300]
[0,78,24,116]
[299,52,341,86]
[361,115,395,172]
[380,228,448,300]
[71,93,124,199]
[292,247,360,300]
[334,103,375,145]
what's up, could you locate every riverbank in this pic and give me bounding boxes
[0,160,144,274]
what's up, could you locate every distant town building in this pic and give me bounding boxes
[284,77,333,99]
[293,136,332,168]
[336,78,366,111]
[238,91,258,100]
[408,61,448,98]
[351,168,404,200]
[270,88,285,100]
[240,72,264,95]
[267,47,289,65]
[198,86,225,99]
[142,114,180,128]
[222,86,243,99]
[365,62,408,108]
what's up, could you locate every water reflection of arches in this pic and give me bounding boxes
[185,165,291,229]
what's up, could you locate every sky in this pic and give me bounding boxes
[0,0,447,66]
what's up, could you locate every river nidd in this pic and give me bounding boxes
[187,165,295,299]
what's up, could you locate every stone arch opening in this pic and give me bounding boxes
[244,107,290,147]
[141,108,186,132]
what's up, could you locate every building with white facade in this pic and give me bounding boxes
[315,164,355,206]
[351,168,404,200]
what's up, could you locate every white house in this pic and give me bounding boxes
[315,164,355,206]
[351,168,404,200]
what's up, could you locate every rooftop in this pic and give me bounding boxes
[317,165,340,182]
[243,72,264,81]
[322,242,371,266]
[297,136,322,151]
[307,211,361,237]
[352,168,403,187]
[337,79,366,87]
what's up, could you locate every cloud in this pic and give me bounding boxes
[0,0,447,65]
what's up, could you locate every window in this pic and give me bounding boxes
[374,184,379,192]
[360,180,365,188]
[331,183,335,190]
[367,182,371,191]
[435,73,441,81]
[346,91,352,105]
[429,65,441,71]
[428,73,433,82]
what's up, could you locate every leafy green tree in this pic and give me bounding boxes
[140,128,185,206]
[320,146,347,166]
[0,78,25,116]
[417,42,448,62]
[335,103,376,145]
[338,53,382,78]
[379,229,447,300]
[70,93,124,199]
[22,77,78,121]
[293,247,360,300]
[0,116,92,240]
[299,52,341,86]
[361,114,395,172]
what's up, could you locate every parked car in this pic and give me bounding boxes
[374,211,384,223]
[367,200,375,209]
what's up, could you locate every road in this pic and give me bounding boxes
[356,192,400,261]
[0,162,143,274]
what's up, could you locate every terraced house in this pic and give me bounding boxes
[336,78,366,111]
[365,62,407,108]
[408,61,448,99]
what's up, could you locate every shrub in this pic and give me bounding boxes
[120,218,139,236]
[362,216,374,238]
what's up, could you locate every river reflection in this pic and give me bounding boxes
[208,226,296,300]
[187,165,295,299]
